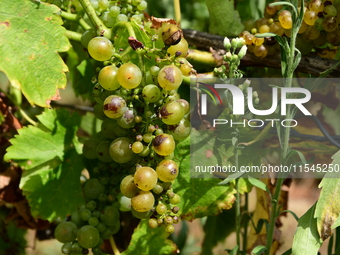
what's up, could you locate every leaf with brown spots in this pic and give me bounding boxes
[314,150,340,241]
[0,0,70,107]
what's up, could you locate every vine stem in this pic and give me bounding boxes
[77,0,111,38]
[112,21,137,39]
[265,1,301,254]
[19,108,37,126]
[109,236,121,255]
[174,0,181,24]
[59,11,91,30]
[65,30,82,41]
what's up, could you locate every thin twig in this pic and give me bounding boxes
[109,236,121,255]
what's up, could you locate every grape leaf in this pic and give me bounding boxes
[122,220,176,255]
[292,204,322,255]
[314,151,340,240]
[172,131,236,221]
[4,108,84,221]
[205,0,244,37]
[0,0,71,107]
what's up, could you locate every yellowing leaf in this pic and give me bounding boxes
[0,0,71,107]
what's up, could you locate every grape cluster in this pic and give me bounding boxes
[240,0,340,58]
[55,178,119,255]
[55,3,193,253]
[91,0,147,27]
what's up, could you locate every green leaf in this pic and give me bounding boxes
[292,204,322,255]
[122,220,176,255]
[74,59,97,101]
[172,133,236,221]
[251,245,267,255]
[202,208,236,255]
[205,0,244,37]
[247,177,269,193]
[4,109,84,221]
[332,216,340,229]
[315,152,340,240]
[0,0,71,107]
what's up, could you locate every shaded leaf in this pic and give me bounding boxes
[4,109,84,221]
[0,0,71,107]
[122,220,176,255]
[206,0,244,37]
[292,204,322,255]
[172,133,236,221]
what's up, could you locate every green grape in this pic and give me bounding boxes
[152,183,163,194]
[80,208,92,221]
[304,25,321,40]
[269,22,284,36]
[71,242,82,254]
[298,21,308,34]
[98,193,107,203]
[313,31,328,46]
[101,11,115,27]
[103,95,127,119]
[165,224,175,234]
[93,102,107,120]
[150,66,160,77]
[98,0,109,9]
[278,10,292,29]
[176,99,189,113]
[164,216,173,225]
[88,217,99,227]
[168,118,191,140]
[137,0,147,11]
[117,63,142,89]
[101,119,117,139]
[77,225,100,249]
[100,206,120,227]
[98,65,120,91]
[109,6,121,17]
[132,141,144,153]
[314,18,324,31]
[142,84,161,103]
[71,210,85,228]
[131,190,155,212]
[153,134,175,156]
[134,167,158,191]
[148,218,158,228]
[131,207,153,219]
[132,0,142,6]
[96,222,106,233]
[100,89,117,101]
[259,24,270,33]
[92,83,104,103]
[326,29,340,45]
[170,194,180,204]
[120,174,140,198]
[61,242,72,254]
[167,38,188,57]
[81,28,96,48]
[109,137,135,163]
[164,92,180,103]
[88,37,113,61]
[83,178,106,201]
[83,138,101,159]
[139,145,150,157]
[92,210,101,218]
[117,108,136,129]
[156,159,179,182]
[156,203,167,215]
[90,0,99,9]
[96,141,113,163]
[143,133,153,143]
[160,101,185,125]
[158,64,183,91]
[54,221,77,243]
[116,14,129,22]
[177,58,192,76]
[119,195,132,211]
[323,4,337,17]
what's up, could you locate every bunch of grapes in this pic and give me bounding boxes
[240,0,340,58]
[54,2,193,254]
